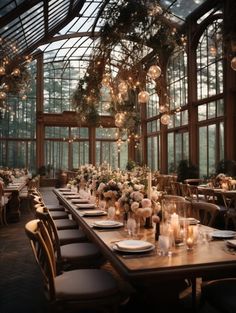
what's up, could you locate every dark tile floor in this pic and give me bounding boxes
[0,188,203,313]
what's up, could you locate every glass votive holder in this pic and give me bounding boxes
[158,234,171,256]
[186,225,195,250]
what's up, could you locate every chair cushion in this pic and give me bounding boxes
[54,219,78,230]
[60,242,101,262]
[202,278,236,313]
[50,211,68,220]
[58,229,87,245]
[55,269,118,300]
[46,204,65,211]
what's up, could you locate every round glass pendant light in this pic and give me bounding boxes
[231,56,236,71]
[0,91,7,99]
[148,65,161,80]
[115,112,125,128]
[161,113,171,125]
[0,66,6,76]
[138,91,149,103]
[11,68,20,77]
[102,74,111,87]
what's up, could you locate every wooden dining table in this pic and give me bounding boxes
[53,188,236,309]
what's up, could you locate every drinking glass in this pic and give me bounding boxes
[158,235,171,256]
[107,206,116,220]
[127,217,137,238]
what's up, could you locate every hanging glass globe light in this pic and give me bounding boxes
[231,57,236,71]
[148,65,161,80]
[115,112,125,128]
[0,66,6,76]
[161,113,171,125]
[118,81,128,94]
[11,68,20,77]
[138,91,149,103]
[0,91,7,99]
[102,74,111,87]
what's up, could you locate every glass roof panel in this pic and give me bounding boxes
[160,0,207,23]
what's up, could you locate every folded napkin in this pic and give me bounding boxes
[76,203,95,209]
[83,210,106,216]
[116,240,153,251]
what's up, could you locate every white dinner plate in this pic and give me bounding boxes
[82,210,107,217]
[115,239,154,251]
[113,240,155,253]
[212,230,236,239]
[93,220,123,228]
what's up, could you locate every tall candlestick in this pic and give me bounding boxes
[147,171,152,199]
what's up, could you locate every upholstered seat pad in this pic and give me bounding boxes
[50,211,68,219]
[47,204,65,211]
[55,269,118,300]
[58,229,87,244]
[54,219,78,230]
[202,278,236,313]
[60,242,101,260]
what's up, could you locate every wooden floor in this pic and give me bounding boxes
[0,187,210,313]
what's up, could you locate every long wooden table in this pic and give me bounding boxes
[54,189,236,284]
[54,188,236,287]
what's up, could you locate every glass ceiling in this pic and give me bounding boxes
[0,0,208,64]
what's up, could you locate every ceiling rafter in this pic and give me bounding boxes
[15,0,87,58]
[0,0,42,29]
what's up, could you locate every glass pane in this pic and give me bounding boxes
[199,126,207,177]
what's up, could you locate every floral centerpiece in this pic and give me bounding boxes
[0,169,13,186]
[97,179,123,208]
[117,181,145,215]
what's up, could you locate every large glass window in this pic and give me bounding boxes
[95,128,128,169]
[196,19,223,100]
[44,60,84,113]
[167,48,188,109]
[168,131,189,173]
[147,135,160,171]
[196,17,224,177]
[0,61,36,171]
[44,126,89,174]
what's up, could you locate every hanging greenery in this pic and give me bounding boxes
[72,0,186,128]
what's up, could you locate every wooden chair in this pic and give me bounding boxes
[162,195,191,218]
[25,219,121,312]
[184,178,203,185]
[221,191,236,230]
[200,278,236,313]
[190,201,220,227]
[35,204,87,246]
[33,200,78,230]
[35,207,104,271]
